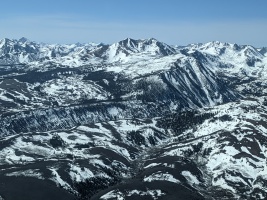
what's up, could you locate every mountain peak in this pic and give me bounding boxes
[259,47,267,55]
[0,38,13,48]
[147,37,158,42]
[205,41,230,47]
[19,37,29,43]
[118,37,138,45]
[0,37,12,43]
[124,37,136,42]
[119,37,159,45]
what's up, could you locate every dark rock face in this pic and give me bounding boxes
[0,38,267,199]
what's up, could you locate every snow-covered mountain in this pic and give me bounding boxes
[0,37,176,66]
[0,37,267,200]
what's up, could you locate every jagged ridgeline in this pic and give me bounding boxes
[0,38,267,200]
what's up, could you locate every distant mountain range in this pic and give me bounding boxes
[0,38,267,200]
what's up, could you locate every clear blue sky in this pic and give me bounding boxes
[1,0,267,46]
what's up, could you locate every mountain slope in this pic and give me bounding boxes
[1,97,267,199]
[0,38,267,200]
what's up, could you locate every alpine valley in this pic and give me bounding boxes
[0,37,267,200]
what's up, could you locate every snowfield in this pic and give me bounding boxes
[0,37,267,199]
